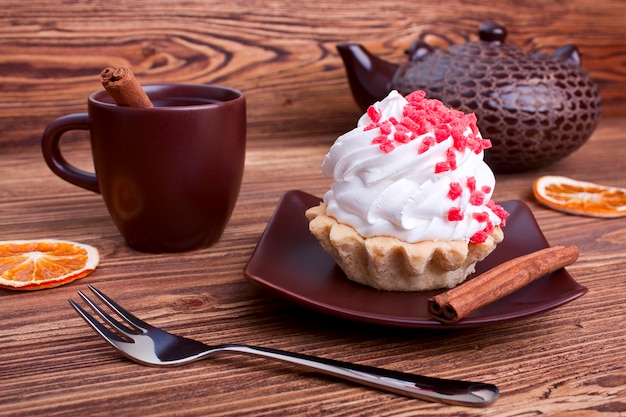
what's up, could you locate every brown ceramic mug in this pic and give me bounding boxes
[42,84,246,253]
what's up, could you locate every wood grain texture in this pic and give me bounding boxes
[2,117,626,416]
[2,1,626,414]
[0,0,625,147]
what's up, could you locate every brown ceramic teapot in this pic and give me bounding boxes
[337,22,602,172]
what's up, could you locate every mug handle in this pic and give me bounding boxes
[41,113,100,193]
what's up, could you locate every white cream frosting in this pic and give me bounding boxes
[322,90,506,243]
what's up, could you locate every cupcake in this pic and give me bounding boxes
[306,90,509,291]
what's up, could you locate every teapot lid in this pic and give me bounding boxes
[406,22,527,64]
[477,22,507,43]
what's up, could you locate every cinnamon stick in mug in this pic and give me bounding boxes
[100,66,153,108]
[428,245,579,324]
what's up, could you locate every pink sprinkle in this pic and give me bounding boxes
[418,136,435,154]
[394,123,408,133]
[435,161,451,173]
[470,230,488,244]
[448,181,463,200]
[466,136,492,154]
[472,211,490,222]
[379,140,395,153]
[372,135,387,144]
[364,123,377,131]
[435,125,451,143]
[467,177,476,192]
[467,137,479,153]
[446,148,457,170]
[406,90,426,103]
[452,131,467,151]
[379,120,392,135]
[487,200,510,226]
[418,120,433,136]
[367,106,381,123]
[394,131,411,144]
[450,126,466,145]
[400,116,421,133]
[484,221,495,234]
[393,124,412,143]
[471,138,484,154]
[448,207,464,221]
[402,104,417,118]
[469,190,486,206]
[481,185,492,194]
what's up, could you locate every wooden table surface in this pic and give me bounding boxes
[2,115,626,416]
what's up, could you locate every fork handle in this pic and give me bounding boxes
[220,344,498,407]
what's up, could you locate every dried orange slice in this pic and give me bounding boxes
[0,239,99,290]
[533,175,626,218]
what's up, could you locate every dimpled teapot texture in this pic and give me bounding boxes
[338,22,603,173]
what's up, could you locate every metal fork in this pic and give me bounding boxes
[69,285,498,407]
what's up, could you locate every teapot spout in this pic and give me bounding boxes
[337,44,398,111]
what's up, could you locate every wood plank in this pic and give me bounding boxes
[1,0,625,147]
[1,118,626,415]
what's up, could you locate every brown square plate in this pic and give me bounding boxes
[244,190,587,329]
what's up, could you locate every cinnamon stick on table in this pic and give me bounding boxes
[100,66,153,108]
[427,245,579,324]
